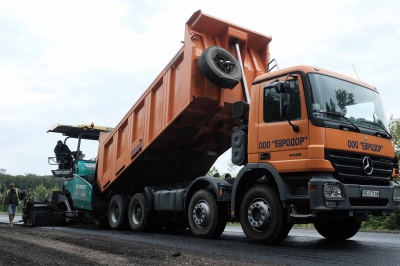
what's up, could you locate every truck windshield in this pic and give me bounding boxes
[308,73,389,133]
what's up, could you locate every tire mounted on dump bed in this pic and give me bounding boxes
[199,46,242,89]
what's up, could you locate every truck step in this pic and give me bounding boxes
[288,213,317,224]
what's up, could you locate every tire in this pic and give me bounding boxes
[212,204,228,238]
[108,194,129,230]
[314,219,361,241]
[188,189,227,239]
[240,185,287,244]
[199,46,242,89]
[128,193,156,232]
[273,222,293,244]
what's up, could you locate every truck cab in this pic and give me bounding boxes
[230,65,399,242]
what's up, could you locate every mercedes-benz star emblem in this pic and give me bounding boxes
[362,156,373,175]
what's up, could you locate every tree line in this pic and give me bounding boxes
[0,169,59,210]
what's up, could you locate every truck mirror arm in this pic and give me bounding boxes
[264,79,300,133]
[283,74,299,132]
[288,117,300,132]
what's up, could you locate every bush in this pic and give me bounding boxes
[362,210,400,231]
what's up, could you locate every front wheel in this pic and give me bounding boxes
[188,189,227,239]
[314,219,361,240]
[108,194,129,230]
[240,185,287,244]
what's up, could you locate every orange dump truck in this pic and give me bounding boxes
[37,10,399,244]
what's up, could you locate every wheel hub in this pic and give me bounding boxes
[192,200,211,228]
[213,54,235,74]
[110,203,120,223]
[132,203,142,225]
[247,199,271,230]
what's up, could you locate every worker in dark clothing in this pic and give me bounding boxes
[3,183,23,226]
[54,140,72,169]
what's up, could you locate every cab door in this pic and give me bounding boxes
[257,73,309,173]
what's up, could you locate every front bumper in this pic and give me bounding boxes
[309,175,399,212]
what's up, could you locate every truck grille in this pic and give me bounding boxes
[349,198,388,207]
[325,149,393,184]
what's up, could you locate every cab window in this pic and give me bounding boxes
[264,79,301,123]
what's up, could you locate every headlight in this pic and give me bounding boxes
[393,187,400,202]
[323,183,344,199]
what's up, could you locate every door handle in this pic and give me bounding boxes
[260,153,270,160]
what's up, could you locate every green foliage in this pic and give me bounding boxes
[207,159,239,179]
[34,184,48,201]
[227,160,238,176]
[0,170,61,214]
[389,115,400,159]
[362,212,400,231]
[207,166,219,177]
[0,170,59,205]
[0,171,58,193]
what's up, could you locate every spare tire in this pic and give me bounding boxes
[199,46,242,89]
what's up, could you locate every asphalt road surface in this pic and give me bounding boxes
[41,225,400,265]
[1,215,400,265]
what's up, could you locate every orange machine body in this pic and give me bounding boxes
[96,11,271,192]
[248,65,395,175]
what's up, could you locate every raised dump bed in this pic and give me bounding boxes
[96,10,271,192]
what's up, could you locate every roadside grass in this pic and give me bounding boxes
[293,224,315,229]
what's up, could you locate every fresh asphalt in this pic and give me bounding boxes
[2,214,400,265]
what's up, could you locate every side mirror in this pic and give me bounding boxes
[264,76,299,132]
[264,80,290,118]
[279,75,297,118]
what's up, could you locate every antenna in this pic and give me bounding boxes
[352,64,360,80]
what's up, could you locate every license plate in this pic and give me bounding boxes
[361,190,380,198]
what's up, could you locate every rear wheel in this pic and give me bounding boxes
[108,194,129,230]
[314,219,361,240]
[128,193,157,232]
[188,189,227,238]
[240,185,287,244]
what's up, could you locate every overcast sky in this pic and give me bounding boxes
[1,0,399,176]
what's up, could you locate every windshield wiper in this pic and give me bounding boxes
[318,111,360,132]
[357,120,392,139]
